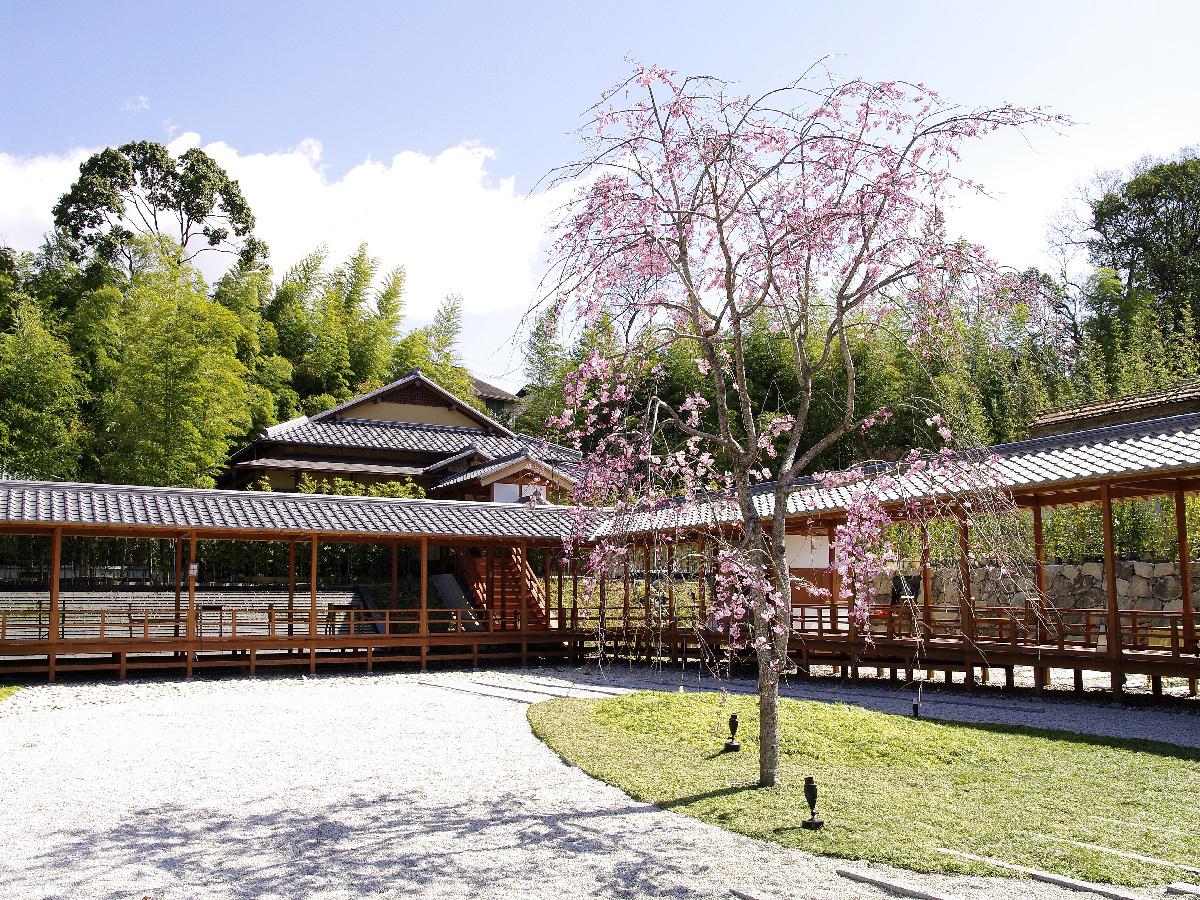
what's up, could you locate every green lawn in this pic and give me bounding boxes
[528,691,1200,886]
[0,685,18,703]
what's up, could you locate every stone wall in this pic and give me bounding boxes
[876,561,1198,612]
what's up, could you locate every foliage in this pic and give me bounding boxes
[391,293,482,409]
[53,140,265,275]
[0,298,83,478]
[92,239,251,487]
[295,472,425,499]
[530,691,1200,887]
[1087,155,1200,332]
[0,685,17,703]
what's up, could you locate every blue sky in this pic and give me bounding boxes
[3,1,1199,386]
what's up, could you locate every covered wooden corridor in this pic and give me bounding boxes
[0,412,1199,695]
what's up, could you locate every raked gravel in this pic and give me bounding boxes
[0,666,1193,900]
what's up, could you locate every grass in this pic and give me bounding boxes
[0,685,18,703]
[528,691,1200,886]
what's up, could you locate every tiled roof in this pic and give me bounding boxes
[599,412,1200,535]
[421,445,489,475]
[7,414,1200,542]
[264,418,579,463]
[471,376,519,403]
[1030,381,1200,431]
[233,457,424,478]
[432,451,580,491]
[0,481,578,541]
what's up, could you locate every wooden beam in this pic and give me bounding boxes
[1100,483,1122,695]
[666,543,675,622]
[173,536,183,639]
[419,538,428,636]
[419,537,428,671]
[623,552,631,628]
[1177,487,1196,654]
[486,544,495,631]
[519,541,528,667]
[287,541,296,638]
[47,526,62,682]
[186,533,198,678]
[920,523,933,640]
[1032,502,1050,691]
[957,513,974,688]
[390,541,398,608]
[309,535,318,674]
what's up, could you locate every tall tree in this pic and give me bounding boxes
[53,141,266,276]
[546,65,1058,786]
[1087,155,1200,329]
[392,293,481,408]
[93,239,251,487]
[0,298,83,478]
[264,244,408,414]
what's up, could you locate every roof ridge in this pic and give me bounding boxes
[308,370,518,437]
[0,478,581,511]
[1031,380,1200,424]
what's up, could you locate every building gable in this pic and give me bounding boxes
[310,370,515,434]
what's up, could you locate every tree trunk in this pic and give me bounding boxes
[757,649,780,786]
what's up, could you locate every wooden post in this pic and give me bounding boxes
[1032,501,1050,691]
[623,554,631,631]
[519,541,528,667]
[390,541,399,609]
[644,539,652,624]
[486,544,495,631]
[287,541,296,638]
[920,523,933,640]
[829,523,840,633]
[419,537,428,671]
[173,537,183,639]
[957,513,974,689]
[309,536,318,674]
[666,543,676,662]
[47,526,62,682]
[556,552,564,630]
[697,535,707,628]
[543,547,551,626]
[1101,483,1123,696]
[1177,487,1196,655]
[186,533,198,678]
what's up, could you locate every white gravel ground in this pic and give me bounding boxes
[0,666,1194,900]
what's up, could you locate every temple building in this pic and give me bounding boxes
[223,370,579,503]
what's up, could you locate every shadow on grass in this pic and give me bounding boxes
[660,783,761,809]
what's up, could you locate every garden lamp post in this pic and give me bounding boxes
[724,712,741,752]
[802,776,824,830]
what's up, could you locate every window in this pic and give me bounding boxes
[492,482,548,503]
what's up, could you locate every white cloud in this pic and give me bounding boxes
[0,134,575,326]
[0,147,95,250]
[184,132,570,319]
[120,94,151,113]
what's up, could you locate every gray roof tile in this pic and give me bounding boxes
[266,418,579,463]
[0,481,577,541]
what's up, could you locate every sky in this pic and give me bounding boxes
[2,1,1199,388]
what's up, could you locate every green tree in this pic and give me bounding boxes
[0,299,83,478]
[1088,155,1200,330]
[391,293,481,408]
[53,140,266,276]
[93,240,251,487]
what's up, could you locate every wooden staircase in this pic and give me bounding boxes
[453,547,549,630]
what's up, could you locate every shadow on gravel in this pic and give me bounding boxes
[30,791,726,899]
